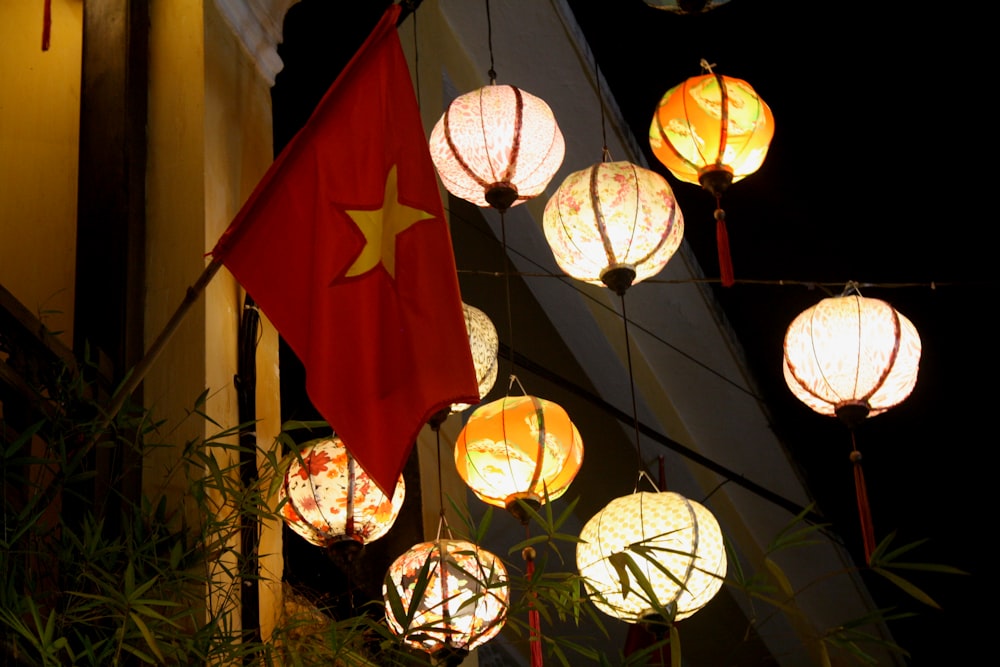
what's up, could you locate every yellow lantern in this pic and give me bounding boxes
[429,83,565,212]
[451,303,499,413]
[279,437,405,550]
[543,161,685,294]
[576,491,727,623]
[782,290,922,426]
[454,394,583,521]
[383,539,509,660]
[649,69,774,194]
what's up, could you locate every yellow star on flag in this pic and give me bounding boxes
[343,164,435,279]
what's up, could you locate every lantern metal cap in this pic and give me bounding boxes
[835,400,871,429]
[505,495,542,524]
[600,264,637,295]
[485,182,519,212]
[697,166,734,196]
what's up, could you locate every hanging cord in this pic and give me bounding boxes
[849,429,876,564]
[435,426,449,533]
[501,212,517,386]
[619,293,645,481]
[485,0,497,82]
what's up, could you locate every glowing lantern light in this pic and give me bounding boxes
[454,394,583,521]
[279,437,405,550]
[429,83,565,212]
[576,491,726,623]
[451,303,499,413]
[649,63,773,286]
[384,539,509,662]
[644,0,731,13]
[543,160,685,294]
[649,69,773,192]
[782,290,921,426]
[782,285,921,562]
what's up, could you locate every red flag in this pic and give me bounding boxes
[211,4,479,494]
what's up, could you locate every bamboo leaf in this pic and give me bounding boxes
[871,567,942,609]
[129,611,166,663]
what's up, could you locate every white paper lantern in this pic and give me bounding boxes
[783,292,921,424]
[576,491,726,623]
[429,83,565,212]
[451,303,499,413]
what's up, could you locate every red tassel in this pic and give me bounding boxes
[851,449,876,564]
[525,551,544,667]
[42,0,52,51]
[714,206,734,287]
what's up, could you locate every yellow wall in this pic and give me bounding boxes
[0,0,83,345]
[143,0,282,639]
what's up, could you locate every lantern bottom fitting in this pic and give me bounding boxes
[697,166,734,197]
[600,264,638,295]
[326,535,364,561]
[640,605,677,631]
[835,400,871,429]
[485,182,518,212]
[505,494,542,524]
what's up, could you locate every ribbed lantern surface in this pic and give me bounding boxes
[454,395,583,512]
[429,83,565,211]
[279,437,405,547]
[783,293,921,420]
[576,491,726,623]
[543,161,684,289]
[649,73,773,188]
[451,303,499,413]
[384,539,509,655]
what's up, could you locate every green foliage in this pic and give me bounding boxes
[0,359,965,666]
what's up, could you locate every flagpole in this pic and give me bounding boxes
[99,257,225,431]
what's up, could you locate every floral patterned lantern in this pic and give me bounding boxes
[782,289,921,426]
[451,303,499,413]
[543,160,684,294]
[384,539,509,662]
[649,63,773,286]
[576,491,726,623]
[429,83,565,212]
[454,394,583,521]
[279,437,405,549]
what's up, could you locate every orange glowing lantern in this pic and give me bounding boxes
[429,83,565,212]
[454,394,583,521]
[279,437,405,550]
[649,63,774,286]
